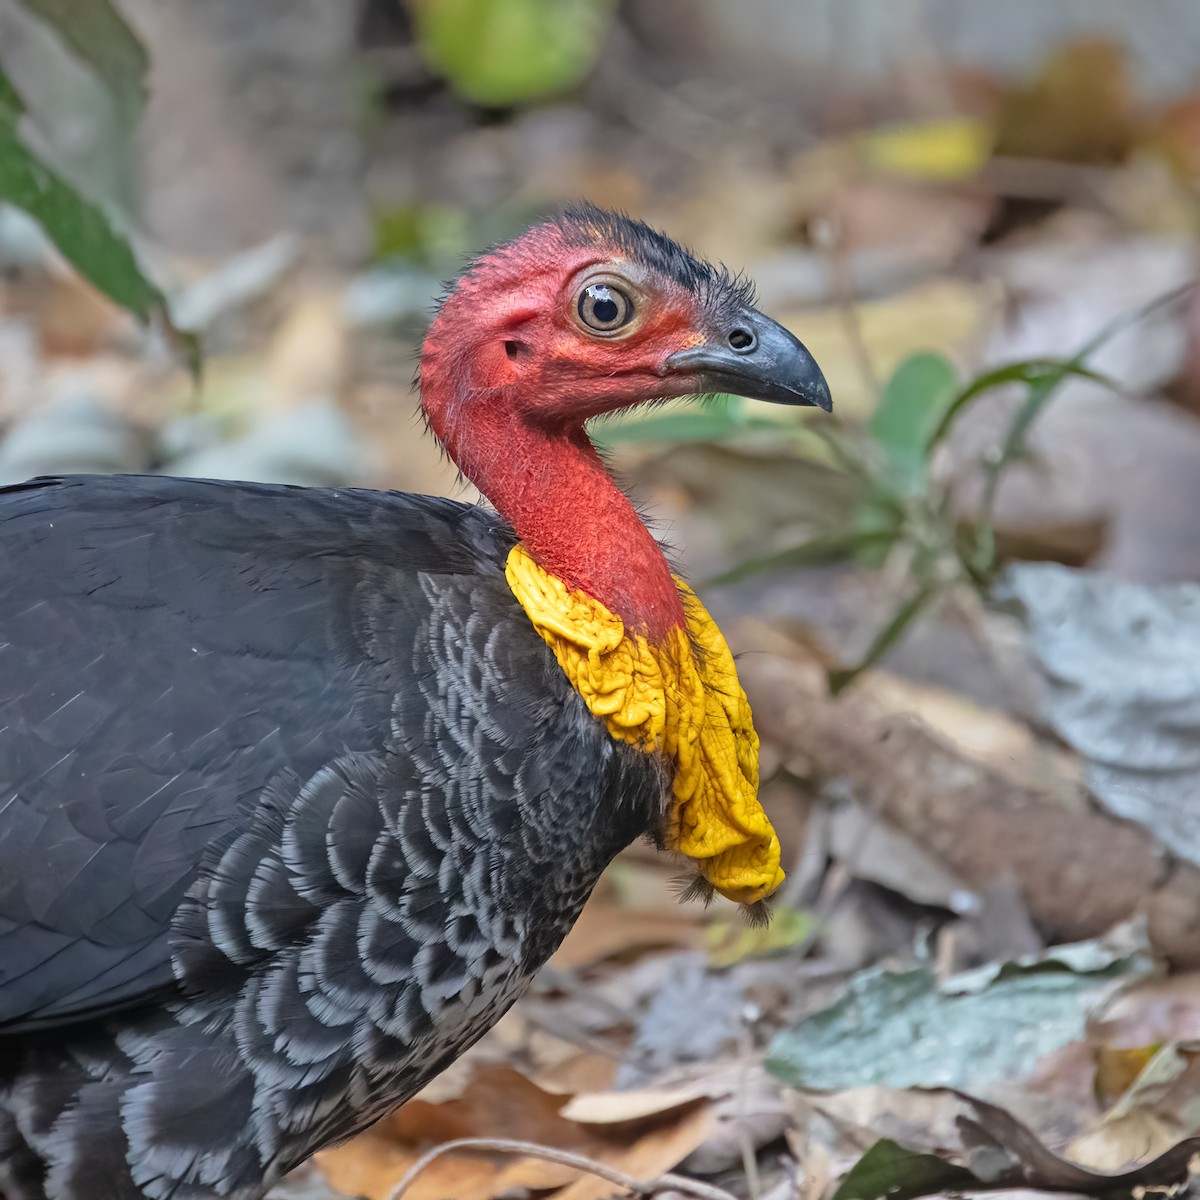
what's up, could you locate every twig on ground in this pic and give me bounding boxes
[385,1137,739,1200]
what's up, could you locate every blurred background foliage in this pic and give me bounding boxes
[409,0,617,108]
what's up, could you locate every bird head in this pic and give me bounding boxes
[419,202,831,639]
[421,202,830,445]
[420,206,830,913]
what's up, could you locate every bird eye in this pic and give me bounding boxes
[577,283,634,334]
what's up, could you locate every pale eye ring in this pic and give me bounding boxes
[577,282,634,333]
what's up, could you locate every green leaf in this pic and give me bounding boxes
[831,1139,978,1200]
[411,0,616,108]
[971,361,1115,575]
[0,126,157,316]
[0,102,199,372]
[868,351,958,493]
[13,0,148,128]
[928,358,1114,450]
[964,288,1188,577]
[832,1093,1200,1200]
[849,488,906,568]
[372,202,471,267]
[0,69,23,127]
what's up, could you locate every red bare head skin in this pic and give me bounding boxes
[420,204,781,639]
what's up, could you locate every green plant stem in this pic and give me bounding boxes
[970,282,1193,576]
[827,583,937,695]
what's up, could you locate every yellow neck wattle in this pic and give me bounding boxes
[504,544,784,906]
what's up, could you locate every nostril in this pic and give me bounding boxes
[728,327,756,353]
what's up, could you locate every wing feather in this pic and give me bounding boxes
[0,474,506,1031]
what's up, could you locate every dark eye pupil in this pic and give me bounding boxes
[579,283,631,331]
[593,295,618,324]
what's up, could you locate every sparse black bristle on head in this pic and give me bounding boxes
[553,201,757,313]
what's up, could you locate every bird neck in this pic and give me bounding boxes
[428,400,685,639]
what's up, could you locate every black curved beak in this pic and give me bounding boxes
[662,308,832,412]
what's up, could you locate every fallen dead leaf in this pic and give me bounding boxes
[534,1053,618,1097]
[1093,1044,1161,1109]
[679,1062,792,1176]
[1066,1109,1183,1173]
[826,1089,1200,1200]
[1098,972,1200,1048]
[316,1065,714,1200]
[789,1129,833,1200]
[560,1086,707,1125]
[1089,1041,1200,1143]
[554,1106,714,1200]
[827,801,974,915]
[317,1067,577,1200]
[801,1084,966,1154]
[851,661,1083,797]
[551,898,703,972]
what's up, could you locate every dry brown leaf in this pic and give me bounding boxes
[801,1085,965,1154]
[1093,1045,1162,1109]
[534,1053,618,1097]
[741,620,1081,798]
[1066,1109,1183,1173]
[551,899,703,971]
[316,1065,714,1200]
[679,1063,791,1176]
[1094,1042,1200,1140]
[317,1067,573,1200]
[552,1104,714,1200]
[1099,974,1200,1048]
[788,1129,832,1200]
[998,1042,1106,1149]
[319,1135,541,1200]
[389,1069,567,1144]
[560,1086,707,1125]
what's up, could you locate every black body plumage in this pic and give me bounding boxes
[0,474,663,1200]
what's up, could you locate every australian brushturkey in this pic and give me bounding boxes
[0,204,830,1200]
